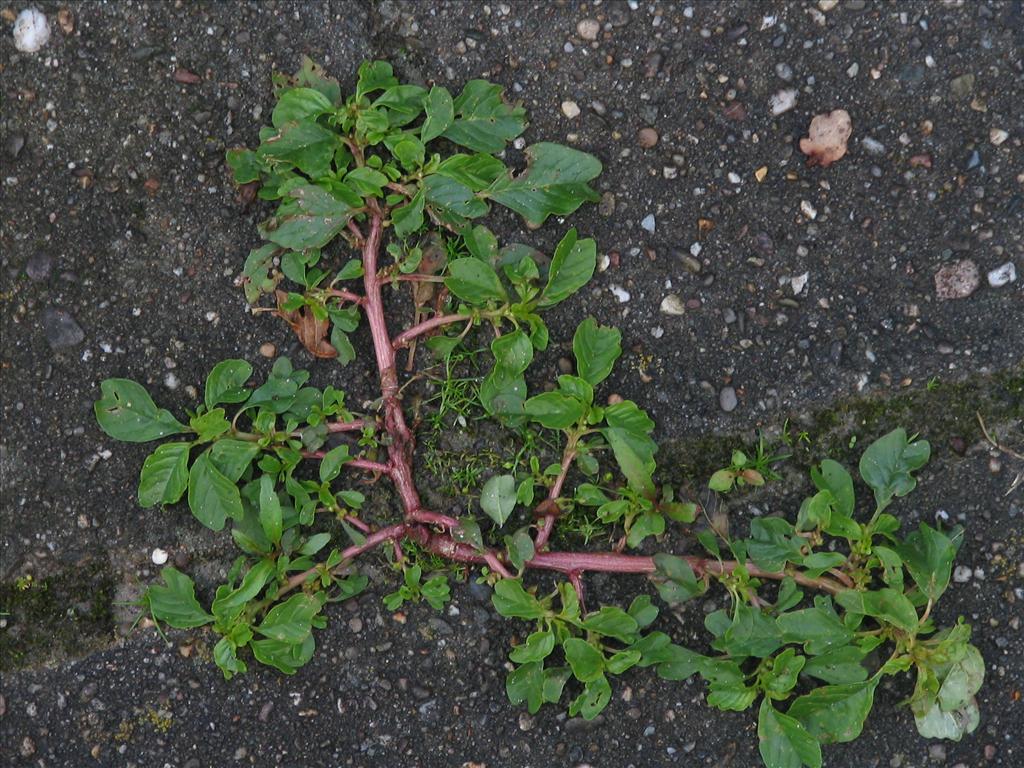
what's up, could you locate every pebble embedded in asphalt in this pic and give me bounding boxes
[41,308,85,350]
[719,387,738,412]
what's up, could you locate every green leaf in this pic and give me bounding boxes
[344,166,389,197]
[187,452,243,531]
[602,401,657,498]
[570,674,612,720]
[211,559,275,626]
[319,445,351,483]
[787,679,879,744]
[858,428,930,509]
[213,636,248,680]
[802,646,870,684]
[250,634,315,675]
[777,605,853,655]
[810,459,854,517]
[894,523,959,602]
[445,258,507,304]
[539,229,597,307]
[581,606,640,643]
[505,529,536,571]
[524,391,585,430]
[138,442,191,507]
[506,661,544,714]
[391,137,425,171]
[914,697,980,741]
[707,680,759,711]
[491,579,545,619]
[189,408,230,443]
[226,148,263,184]
[258,119,338,177]
[626,512,665,548]
[486,143,602,226]
[437,153,506,191]
[255,593,324,643]
[442,79,526,153]
[835,588,919,633]
[747,517,804,573]
[652,553,706,605]
[355,60,398,98]
[452,516,483,550]
[509,630,556,664]
[723,603,784,658]
[937,643,985,710]
[422,174,489,223]
[144,567,213,629]
[480,474,517,527]
[763,648,807,699]
[209,439,260,482]
[391,188,425,238]
[420,85,454,143]
[563,638,605,683]
[373,84,427,127]
[795,491,834,533]
[258,474,283,545]
[292,56,342,104]
[263,184,358,251]
[572,318,621,386]
[205,359,254,410]
[95,379,188,442]
[627,595,659,629]
[758,699,823,768]
[272,87,334,128]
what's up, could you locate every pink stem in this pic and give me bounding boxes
[534,449,576,550]
[281,523,408,595]
[301,452,391,476]
[328,288,365,305]
[345,516,371,533]
[361,213,424,519]
[408,508,459,529]
[326,419,366,433]
[392,313,472,350]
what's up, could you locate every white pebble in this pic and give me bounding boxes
[953,565,972,583]
[987,262,1017,287]
[561,100,581,119]
[862,137,886,155]
[609,284,631,303]
[13,8,50,53]
[640,214,656,233]
[791,272,809,295]
[151,548,169,565]
[989,128,1009,146]
[769,89,798,116]
[659,295,686,315]
[577,19,600,41]
[800,200,818,220]
[651,326,664,339]
[690,242,702,257]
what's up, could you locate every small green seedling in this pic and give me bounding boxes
[94,60,983,768]
[709,436,789,493]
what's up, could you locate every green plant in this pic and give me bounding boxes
[709,435,789,493]
[382,563,450,612]
[94,59,983,767]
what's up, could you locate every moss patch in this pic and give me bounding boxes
[0,558,115,671]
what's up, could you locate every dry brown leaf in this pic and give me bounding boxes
[274,290,337,358]
[799,109,852,167]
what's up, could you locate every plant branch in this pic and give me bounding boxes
[534,447,576,550]
[392,313,472,349]
[300,452,392,476]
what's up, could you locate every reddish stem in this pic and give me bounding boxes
[327,288,365,305]
[326,419,366,433]
[392,313,472,350]
[534,449,576,550]
[300,452,391,476]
